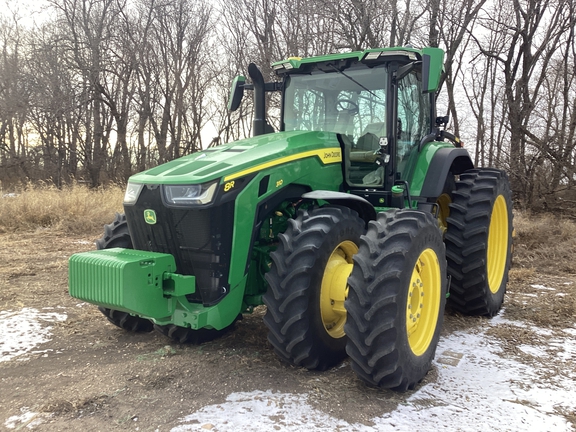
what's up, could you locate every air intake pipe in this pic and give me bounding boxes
[248,63,266,137]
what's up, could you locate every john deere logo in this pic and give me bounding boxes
[144,209,157,225]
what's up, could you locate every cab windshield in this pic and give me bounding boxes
[282,65,387,143]
[282,64,430,187]
[283,66,387,186]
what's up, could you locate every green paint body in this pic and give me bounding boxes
[68,46,470,330]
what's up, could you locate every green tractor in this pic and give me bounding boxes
[69,46,513,391]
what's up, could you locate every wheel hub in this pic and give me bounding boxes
[406,248,441,356]
[487,195,508,294]
[320,241,358,338]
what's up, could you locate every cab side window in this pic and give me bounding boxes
[397,72,430,179]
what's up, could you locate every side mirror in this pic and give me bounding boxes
[228,75,246,112]
[421,47,444,93]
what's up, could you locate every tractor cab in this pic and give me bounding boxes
[229,47,450,207]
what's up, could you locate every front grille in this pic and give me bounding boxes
[124,186,234,306]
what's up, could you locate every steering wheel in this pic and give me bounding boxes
[336,99,359,115]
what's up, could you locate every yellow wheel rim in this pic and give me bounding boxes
[436,193,451,234]
[320,240,358,338]
[406,248,442,356]
[487,195,509,294]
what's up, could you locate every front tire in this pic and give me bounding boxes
[153,317,240,344]
[445,169,513,316]
[263,206,365,370]
[345,210,447,391]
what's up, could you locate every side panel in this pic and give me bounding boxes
[227,154,344,294]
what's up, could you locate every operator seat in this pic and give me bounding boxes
[355,122,385,151]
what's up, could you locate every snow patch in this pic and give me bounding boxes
[4,408,44,429]
[518,344,547,357]
[375,330,573,431]
[0,308,67,362]
[172,390,370,432]
[530,284,556,291]
[173,319,575,432]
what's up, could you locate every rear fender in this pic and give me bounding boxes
[419,148,473,199]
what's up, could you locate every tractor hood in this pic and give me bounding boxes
[129,130,343,185]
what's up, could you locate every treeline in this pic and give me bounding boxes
[0,0,574,207]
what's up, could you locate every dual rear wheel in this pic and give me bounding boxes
[264,206,446,390]
[264,168,513,390]
[444,169,514,316]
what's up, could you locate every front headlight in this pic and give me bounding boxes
[123,182,144,205]
[163,182,218,206]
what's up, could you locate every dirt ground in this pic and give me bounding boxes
[0,230,575,431]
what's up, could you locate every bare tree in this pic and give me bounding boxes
[26,22,84,185]
[434,0,487,138]
[470,0,575,203]
[130,0,213,164]
[0,13,31,182]
[46,0,122,187]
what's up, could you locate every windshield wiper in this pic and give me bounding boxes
[328,64,381,99]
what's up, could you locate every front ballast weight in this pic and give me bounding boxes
[69,248,195,322]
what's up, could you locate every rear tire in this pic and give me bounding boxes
[345,210,446,391]
[96,213,153,332]
[445,169,513,316]
[263,206,365,371]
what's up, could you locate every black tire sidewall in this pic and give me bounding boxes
[345,210,447,390]
[446,169,513,316]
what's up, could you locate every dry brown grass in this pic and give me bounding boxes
[0,182,124,235]
[1,184,575,276]
[505,211,576,328]
[505,278,576,328]
[513,211,576,274]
